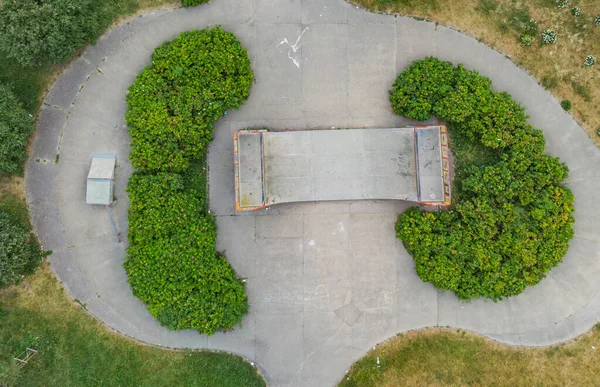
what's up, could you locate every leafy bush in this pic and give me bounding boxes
[0,211,43,288]
[556,0,568,9]
[542,29,558,44]
[126,27,253,173]
[391,57,574,300]
[389,58,455,121]
[596,15,600,26]
[571,6,581,16]
[520,34,534,46]
[182,0,209,6]
[0,84,34,174]
[561,99,572,110]
[584,55,596,68]
[124,173,248,334]
[0,0,104,67]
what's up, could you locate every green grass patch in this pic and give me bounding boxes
[571,80,591,101]
[340,327,600,386]
[0,193,31,230]
[0,268,265,386]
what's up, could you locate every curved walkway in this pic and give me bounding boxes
[25,1,600,386]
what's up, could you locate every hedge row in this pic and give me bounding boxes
[391,57,575,300]
[124,28,253,334]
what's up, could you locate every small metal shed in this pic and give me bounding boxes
[86,153,116,205]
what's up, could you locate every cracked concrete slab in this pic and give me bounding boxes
[25,0,600,386]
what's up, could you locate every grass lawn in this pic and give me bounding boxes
[351,0,600,144]
[0,266,265,387]
[340,327,600,386]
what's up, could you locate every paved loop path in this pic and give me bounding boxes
[25,0,600,385]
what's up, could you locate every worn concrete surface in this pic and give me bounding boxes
[25,0,600,386]
[240,128,428,207]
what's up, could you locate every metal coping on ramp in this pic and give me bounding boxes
[234,127,451,211]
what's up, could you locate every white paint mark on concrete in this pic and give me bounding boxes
[276,27,309,68]
[288,51,301,68]
[312,284,330,309]
[308,239,316,247]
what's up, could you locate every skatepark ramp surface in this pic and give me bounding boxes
[234,127,450,210]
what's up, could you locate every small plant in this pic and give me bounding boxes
[596,128,600,137]
[595,15,600,26]
[571,80,591,100]
[542,29,558,44]
[561,100,572,110]
[571,6,581,17]
[542,75,558,89]
[556,0,568,9]
[507,9,538,37]
[520,35,534,46]
[584,55,596,67]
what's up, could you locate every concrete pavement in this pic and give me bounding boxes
[25,1,600,386]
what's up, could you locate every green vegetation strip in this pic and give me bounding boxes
[0,268,265,387]
[392,57,574,300]
[340,327,600,386]
[124,27,254,334]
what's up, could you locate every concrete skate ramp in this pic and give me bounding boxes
[234,127,450,210]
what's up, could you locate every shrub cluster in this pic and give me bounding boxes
[126,28,253,173]
[125,174,248,333]
[556,0,568,9]
[0,211,42,288]
[124,27,253,334]
[0,84,34,174]
[542,29,558,44]
[561,99,572,110]
[390,57,575,300]
[571,6,581,17]
[584,55,596,68]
